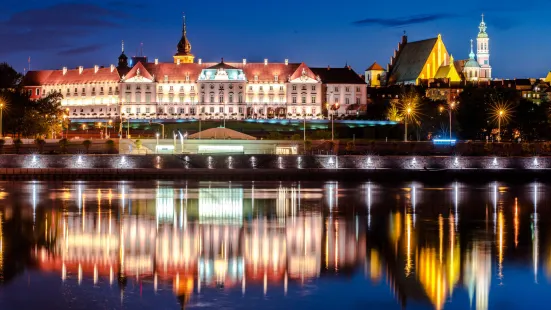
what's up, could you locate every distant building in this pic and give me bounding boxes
[22,16,366,121]
[384,15,491,85]
[364,62,386,87]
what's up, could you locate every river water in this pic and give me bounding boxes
[0,180,550,310]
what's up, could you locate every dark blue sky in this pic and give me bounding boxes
[1,0,549,78]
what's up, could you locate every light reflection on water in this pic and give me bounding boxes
[0,181,550,309]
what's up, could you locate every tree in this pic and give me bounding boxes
[0,62,22,90]
[82,140,92,153]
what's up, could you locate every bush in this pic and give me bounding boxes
[105,140,116,153]
[82,140,92,153]
[34,138,46,153]
[14,138,23,154]
[58,138,69,153]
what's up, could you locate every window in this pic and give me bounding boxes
[279,95,284,102]
[254,75,258,82]
[191,86,195,91]
[356,98,360,104]
[169,86,174,91]
[229,93,233,103]
[136,108,141,114]
[345,98,350,104]
[249,86,253,91]
[345,87,350,92]
[82,88,85,93]
[157,95,163,103]
[238,93,243,103]
[74,88,78,93]
[229,107,234,113]
[36,88,40,96]
[169,94,174,103]
[311,96,316,103]
[126,85,131,90]
[274,75,278,82]
[126,108,131,113]
[190,95,195,103]
[146,85,150,90]
[180,86,184,91]
[158,86,163,92]
[301,85,306,90]
[259,86,263,91]
[292,85,297,91]
[292,96,297,104]
[269,95,274,102]
[312,85,316,91]
[210,95,214,103]
[334,87,339,92]
[484,60,488,65]
[201,95,205,102]
[269,86,273,91]
[219,107,224,113]
[125,93,131,103]
[136,85,141,91]
[312,108,316,115]
[180,96,184,103]
[238,107,243,113]
[136,93,141,103]
[190,108,195,114]
[280,86,284,91]
[92,87,96,92]
[302,96,306,104]
[219,95,224,103]
[145,107,150,113]
[201,107,205,113]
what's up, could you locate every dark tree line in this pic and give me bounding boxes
[0,62,65,138]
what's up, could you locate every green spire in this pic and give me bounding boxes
[469,39,475,59]
[478,14,488,38]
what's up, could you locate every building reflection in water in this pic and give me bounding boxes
[35,182,369,308]
[0,181,545,309]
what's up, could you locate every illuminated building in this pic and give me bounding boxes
[364,62,386,87]
[385,15,491,85]
[22,16,367,121]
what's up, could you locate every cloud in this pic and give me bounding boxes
[352,14,457,27]
[57,44,106,56]
[0,3,129,55]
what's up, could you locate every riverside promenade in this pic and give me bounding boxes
[0,154,548,182]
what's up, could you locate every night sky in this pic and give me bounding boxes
[1,0,549,78]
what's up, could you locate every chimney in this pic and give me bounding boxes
[110,64,115,72]
[78,66,84,74]
[264,59,268,66]
[198,58,202,65]
[62,67,68,75]
[94,65,99,73]
[243,59,247,65]
[155,58,159,65]
[285,59,289,66]
[177,59,181,65]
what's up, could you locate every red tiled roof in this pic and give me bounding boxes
[32,67,121,85]
[22,70,54,86]
[366,62,385,71]
[143,63,203,82]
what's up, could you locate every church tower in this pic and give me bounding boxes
[476,14,491,80]
[173,15,195,64]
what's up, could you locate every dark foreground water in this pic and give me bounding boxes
[0,180,550,310]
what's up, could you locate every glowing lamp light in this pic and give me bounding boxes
[278,156,284,169]
[492,157,498,167]
[533,157,540,168]
[412,157,417,166]
[454,157,459,167]
[227,156,233,169]
[121,156,127,165]
[207,156,213,169]
[32,155,37,164]
[367,157,372,165]
[250,156,257,169]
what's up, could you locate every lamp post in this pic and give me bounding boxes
[0,102,3,138]
[303,110,306,141]
[108,119,113,138]
[498,110,504,142]
[404,107,411,142]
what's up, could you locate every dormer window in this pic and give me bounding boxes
[164,75,168,82]
[274,75,279,82]
[254,75,258,82]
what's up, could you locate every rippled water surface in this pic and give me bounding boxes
[0,180,551,309]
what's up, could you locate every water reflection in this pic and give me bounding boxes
[1,181,551,309]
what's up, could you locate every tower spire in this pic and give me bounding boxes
[121,40,125,53]
[183,13,186,35]
[469,39,475,59]
[174,14,194,64]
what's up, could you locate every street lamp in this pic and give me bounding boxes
[404,107,412,142]
[0,102,3,138]
[498,109,504,142]
[439,102,456,139]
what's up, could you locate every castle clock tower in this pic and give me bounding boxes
[476,14,491,80]
[173,15,195,64]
